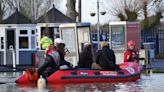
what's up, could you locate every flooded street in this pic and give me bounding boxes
[0,72,164,92]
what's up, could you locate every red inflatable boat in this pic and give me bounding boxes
[16,62,143,84]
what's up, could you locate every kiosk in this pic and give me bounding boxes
[0,24,37,65]
[109,21,141,64]
[36,23,60,50]
[35,23,60,67]
[35,23,91,67]
[59,23,91,66]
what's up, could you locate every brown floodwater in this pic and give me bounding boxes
[0,72,164,92]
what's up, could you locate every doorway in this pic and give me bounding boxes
[5,29,16,65]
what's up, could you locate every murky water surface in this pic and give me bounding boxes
[0,72,164,92]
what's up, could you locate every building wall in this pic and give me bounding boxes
[17,24,37,65]
[0,25,9,65]
[0,52,4,65]
[126,22,141,51]
[19,51,36,65]
[0,24,38,65]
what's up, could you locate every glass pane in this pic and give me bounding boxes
[92,33,97,41]
[1,45,4,49]
[31,30,35,34]
[111,25,125,49]
[54,28,60,39]
[31,36,35,49]
[20,30,28,34]
[61,28,76,52]
[19,37,29,49]
[1,37,4,43]
[83,31,89,42]
[0,37,4,49]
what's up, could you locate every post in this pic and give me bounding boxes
[17,0,20,11]
[78,0,81,22]
[97,0,100,50]
[31,0,33,22]
[34,0,37,21]
[10,45,16,71]
[12,49,16,71]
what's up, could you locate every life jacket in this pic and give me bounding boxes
[124,50,138,62]
[25,68,38,81]
[57,49,65,62]
[45,45,56,56]
[47,49,60,66]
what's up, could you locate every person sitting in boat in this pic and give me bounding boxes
[38,38,72,78]
[54,38,73,69]
[78,43,94,68]
[95,42,120,71]
[124,40,139,62]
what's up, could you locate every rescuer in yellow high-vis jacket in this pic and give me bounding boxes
[40,35,53,50]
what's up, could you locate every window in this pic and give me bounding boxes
[20,30,28,34]
[0,37,4,49]
[54,28,60,39]
[83,32,89,42]
[31,36,36,49]
[19,37,28,49]
[62,28,76,52]
[31,30,35,35]
[92,33,97,41]
[111,25,125,49]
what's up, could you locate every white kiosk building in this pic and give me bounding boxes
[0,6,92,67]
[36,5,73,48]
[35,5,73,66]
[0,10,37,65]
[36,22,91,67]
[109,21,141,64]
[59,23,91,66]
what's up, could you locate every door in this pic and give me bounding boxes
[5,29,16,65]
[77,27,91,53]
[40,27,54,50]
[60,25,78,66]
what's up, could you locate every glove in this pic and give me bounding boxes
[59,65,69,70]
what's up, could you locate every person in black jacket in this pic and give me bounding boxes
[95,42,120,71]
[78,43,94,68]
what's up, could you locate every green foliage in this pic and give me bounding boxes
[125,9,138,21]
[141,19,149,30]
[149,12,162,28]
[118,13,126,21]
[141,12,162,30]
[117,9,138,21]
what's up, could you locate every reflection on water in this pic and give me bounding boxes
[48,83,117,92]
[0,72,164,92]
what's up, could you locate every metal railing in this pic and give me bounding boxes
[141,28,164,55]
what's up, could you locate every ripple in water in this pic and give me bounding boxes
[0,72,164,92]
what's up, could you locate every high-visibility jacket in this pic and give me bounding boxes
[40,36,53,50]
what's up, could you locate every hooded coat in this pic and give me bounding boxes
[95,46,119,70]
[78,45,93,68]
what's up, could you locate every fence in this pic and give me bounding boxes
[141,28,164,55]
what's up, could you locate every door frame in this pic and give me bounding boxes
[4,28,16,65]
